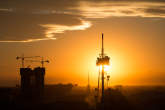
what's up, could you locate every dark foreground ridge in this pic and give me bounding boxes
[0,85,165,110]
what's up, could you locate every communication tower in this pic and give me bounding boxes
[96,33,110,103]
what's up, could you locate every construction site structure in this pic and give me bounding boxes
[20,67,45,91]
[16,54,40,68]
[96,33,110,103]
[26,57,49,68]
[16,55,49,92]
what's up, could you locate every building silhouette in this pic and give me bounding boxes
[20,67,45,92]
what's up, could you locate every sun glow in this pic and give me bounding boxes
[98,65,110,72]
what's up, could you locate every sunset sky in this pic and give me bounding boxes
[0,0,165,87]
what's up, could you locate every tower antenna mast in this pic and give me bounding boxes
[96,33,110,104]
[101,33,105,103]
[87,71,90,93]
[102,33,104,58]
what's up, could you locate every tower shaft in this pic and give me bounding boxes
[101,64,104,103]
[101,33,104,103]
[102,33,104,58]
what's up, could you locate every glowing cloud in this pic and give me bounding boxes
[0,19,91,43]
[0,8,13,12]
[1,0,165,43]
[0,38,56,43]
[73,1,165,18]
[40,20,91,38]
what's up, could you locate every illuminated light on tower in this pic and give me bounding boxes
[96,33,110,103]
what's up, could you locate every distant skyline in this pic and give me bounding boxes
[0,0,165,86]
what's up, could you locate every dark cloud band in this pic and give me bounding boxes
[0,0,165,42]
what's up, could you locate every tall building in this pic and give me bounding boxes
[20,67,45,92]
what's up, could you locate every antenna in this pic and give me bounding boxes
[87,71,90,93]
[88,72,90,87]
[102,33,104,57]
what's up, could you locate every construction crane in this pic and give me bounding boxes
[16,54,41,68]
[26,57,49,68]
